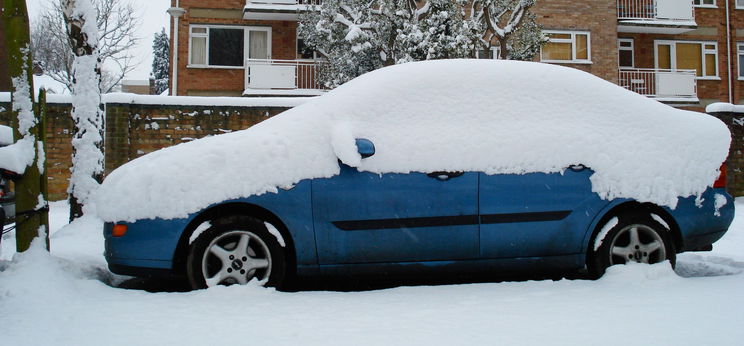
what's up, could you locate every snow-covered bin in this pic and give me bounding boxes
[706,103,744,197]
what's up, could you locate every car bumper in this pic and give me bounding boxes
[104,216,194,276]
[668,188,735,252]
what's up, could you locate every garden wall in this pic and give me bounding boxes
[1,93,305,200]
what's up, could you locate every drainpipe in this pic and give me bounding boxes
[725,0,733,103]
[167,2,186,96]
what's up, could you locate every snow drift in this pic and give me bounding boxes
[94,60,731,222]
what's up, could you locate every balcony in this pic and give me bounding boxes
[243,1,321,21]
[244,59,328,96]
[617,0,696,34]
[618,68,698,103]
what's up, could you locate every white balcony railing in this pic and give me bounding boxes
[244,1,321,21]
[245,59,327,94]
[247,0,321,6]
[618,68,697,100]
[617,0,694,22]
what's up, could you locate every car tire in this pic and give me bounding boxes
[588,212,676,279]
[186,215,286,290]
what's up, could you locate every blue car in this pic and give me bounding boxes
[105,151,734,289]
[101,60,735,289]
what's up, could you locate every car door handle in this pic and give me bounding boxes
[427,172,464,181]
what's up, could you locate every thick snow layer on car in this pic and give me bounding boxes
[94,60,731,222]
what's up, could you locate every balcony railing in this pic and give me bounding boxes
[617,0,694,22]
[244,1,321,20]
[247,0,321,5]
[245,59,328,95]
[618,68,697,101]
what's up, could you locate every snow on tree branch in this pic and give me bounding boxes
[299,0,478,88]
[63,0,104,216]
[0,47,37,174]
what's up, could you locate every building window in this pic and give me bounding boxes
[655,40,718,78]
[737,0,744,9]
[738,43,744,80]
[189,25,271,68]
[618,38,634,68]
[476,46,501,59]
[540,31,591,64]
[296,33,321,60]
[693,0,716,7]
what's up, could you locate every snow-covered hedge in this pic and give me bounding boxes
[94,60,731,222]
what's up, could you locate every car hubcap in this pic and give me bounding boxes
[202,230,272,287]
[609,224,666,265]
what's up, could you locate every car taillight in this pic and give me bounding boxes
[112,224,128,237]
[713,163,727,188]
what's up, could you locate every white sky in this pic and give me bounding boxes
[26,0,171,81]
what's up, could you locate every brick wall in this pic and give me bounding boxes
[1,99,292,201]
[533,0,619,83]
[0,102,74,200]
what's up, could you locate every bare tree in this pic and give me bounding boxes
[30,0,141,93]
[470,0,544,60]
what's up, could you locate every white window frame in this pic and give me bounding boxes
[188,24,272,69]
[737,0,744,9]
[618,38,634,68]
[540,30,592,64]
[654,40,719,79]
[476,46,502,60]
[738,43,744,80]
[693,0,716,8]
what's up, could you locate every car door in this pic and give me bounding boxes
[478,167,596,259]
[312,164,479,265]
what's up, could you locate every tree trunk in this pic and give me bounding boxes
[64,0,105,222]
[3,0,50,252]
[499,37,509,59]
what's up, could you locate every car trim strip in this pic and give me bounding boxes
[332,211,571,231]
[480,211,572,224]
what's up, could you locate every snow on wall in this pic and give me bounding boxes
[0,92,314,107]
[94,60,731,222]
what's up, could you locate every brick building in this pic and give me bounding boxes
[168,0,744,110]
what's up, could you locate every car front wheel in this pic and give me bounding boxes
[186,216,286,289]
[589,213,676,278]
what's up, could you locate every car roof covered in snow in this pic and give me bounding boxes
[94,59,731,222]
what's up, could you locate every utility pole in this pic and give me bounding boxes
[3,0,50,251]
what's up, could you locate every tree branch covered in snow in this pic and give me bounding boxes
[299,0,479,88]
[63,0,104,220]
[30,0,141,93]
[469,0,544,60]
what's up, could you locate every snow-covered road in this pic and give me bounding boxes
[1,199,742,346]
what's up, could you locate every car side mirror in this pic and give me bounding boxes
[355,138,375,159]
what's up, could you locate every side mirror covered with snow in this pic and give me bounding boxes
[355,138,375,159]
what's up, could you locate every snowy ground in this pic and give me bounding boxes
[1,199,742,346]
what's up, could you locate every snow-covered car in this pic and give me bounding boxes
[98,60,735,289]
[0,125,16,227]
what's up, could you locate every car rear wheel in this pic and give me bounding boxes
[588,213,675,278]
[186,216,286,289]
